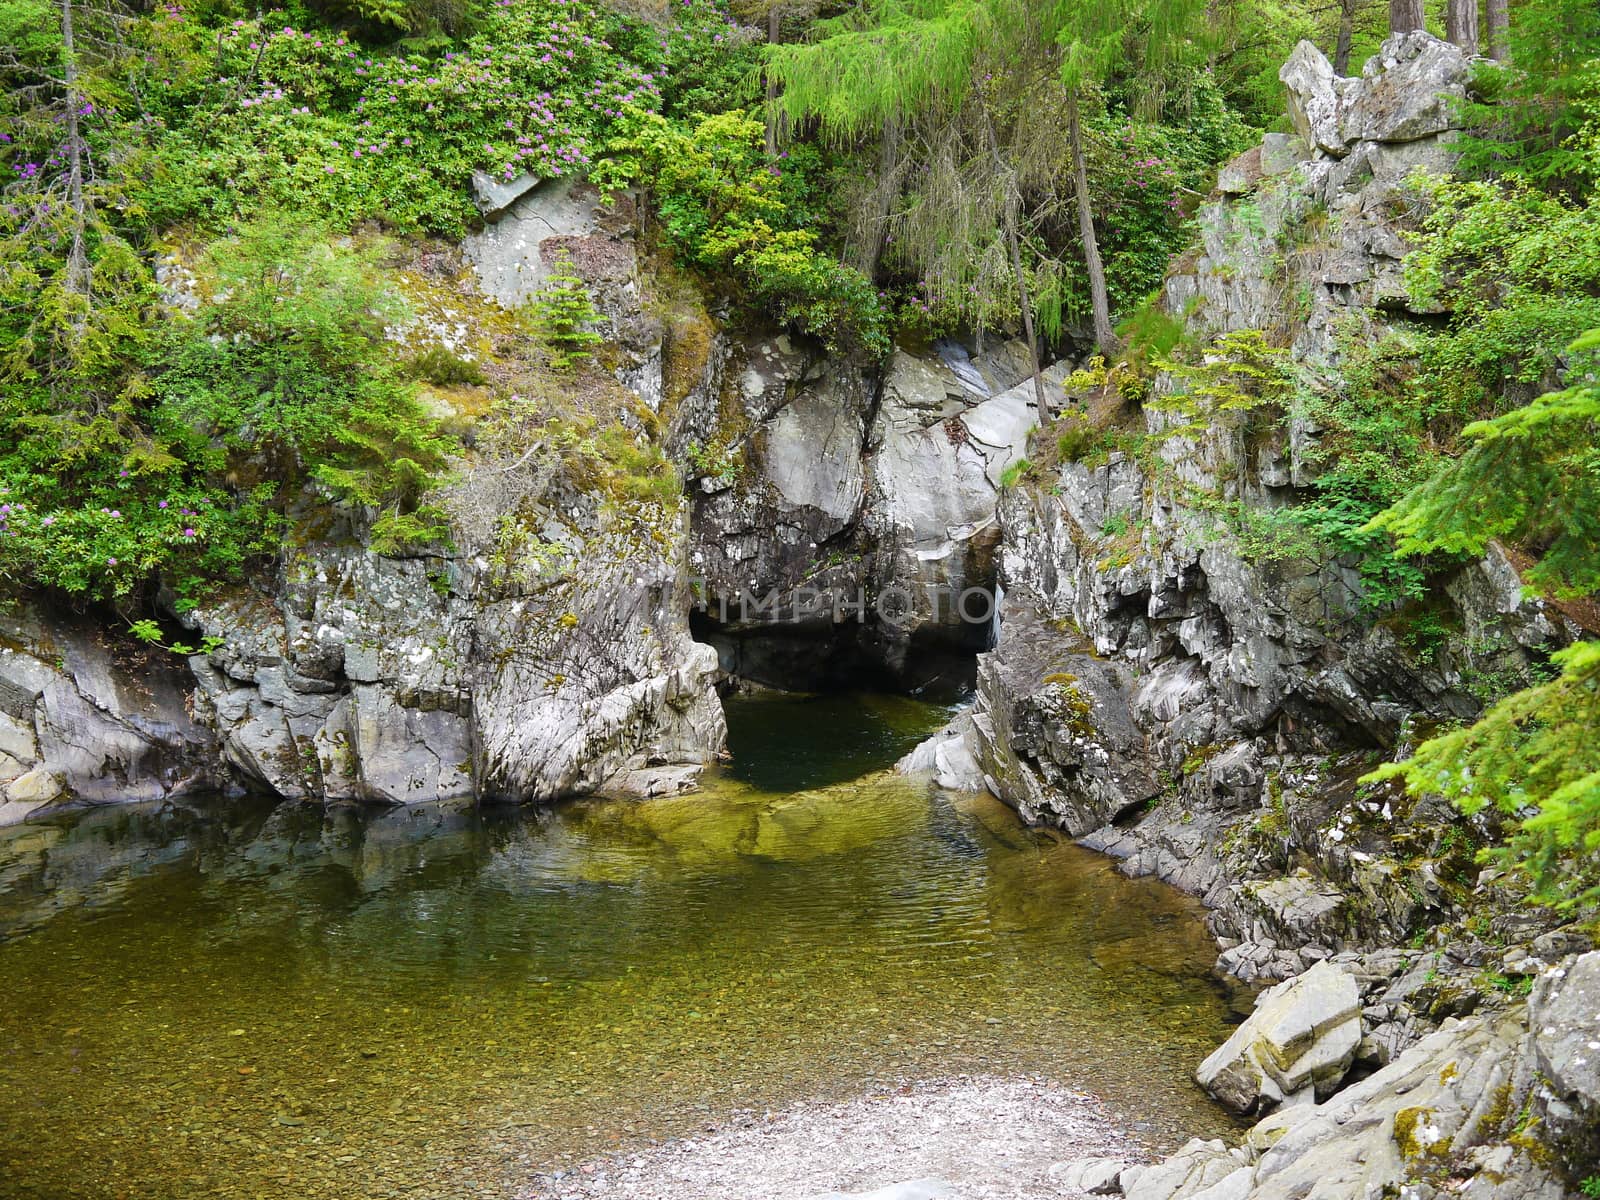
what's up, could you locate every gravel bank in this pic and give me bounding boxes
[511,1075,1156,1200]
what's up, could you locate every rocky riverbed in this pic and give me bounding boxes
[513,1076,1152,1200]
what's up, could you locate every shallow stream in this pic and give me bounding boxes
[0,692,1236,1199]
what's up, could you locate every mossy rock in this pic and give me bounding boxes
[1393,1105,1453,1160]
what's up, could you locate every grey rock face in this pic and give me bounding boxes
[968,600,1158,835]
[865,355,1069,656]
[463,176,599,309]
[186,551,475,806]
[1340,32,1475,146]
[1279,33,1474,160]
[966,35,1567,914]
[186,509,724,808]
[1280,40,1346,156]
[0,600,219,822]
[1195,961,1362,1114]
[1529,950,1600,1160]
[470,169,543,220]
[471,540,725,802]
[682,332,1057,691]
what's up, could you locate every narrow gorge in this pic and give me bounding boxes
[2,3,1599,1199]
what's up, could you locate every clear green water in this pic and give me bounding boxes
[0,693,1235,1200]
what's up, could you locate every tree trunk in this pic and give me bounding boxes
[765,4,785,159]
[1388,0,1425,34]
[1446,0,1479,53]
[1486,0,1508,59]
[853,117,899,278]
[60,0,88,306]
[1067,88,1117,357]
[982,108,1046,412]
[1334,0,1360,74]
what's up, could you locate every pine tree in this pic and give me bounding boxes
[1369,330,1600,601]
[531,251,605,371]
[1454,0,1600,187]
[1365,641,1600,908]
[1366,330,1600,908]
[764,0,1204,367]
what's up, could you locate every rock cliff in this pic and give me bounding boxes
[906,34,1578,989]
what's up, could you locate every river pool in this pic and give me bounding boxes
[0,691,1235,1199]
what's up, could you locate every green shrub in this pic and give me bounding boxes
[998,458,1031,489]
[530,251,605,370]
[136,0,675,237]
[0,217,452,604]
[600,110,889,355]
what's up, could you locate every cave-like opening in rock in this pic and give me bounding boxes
[688,607,988,704]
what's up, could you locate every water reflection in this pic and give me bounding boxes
[0,693,1234,1200]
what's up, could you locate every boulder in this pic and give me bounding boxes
[1280,40,1346,156]
[1196,961,1361,1114]
[970,599,1160,835]
[4,765,65,807]
[1339,32,1474,145]
[470,169,542,220]
[1139,1010,1574,1200]
[1530,950,1600,1158]
[1050,1156,1132,1194]
[1124,1139,1247,1200]
[1216,146,1264,196]
[896,711,987,792]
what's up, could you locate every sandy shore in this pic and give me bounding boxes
[510,1075,1154,1200]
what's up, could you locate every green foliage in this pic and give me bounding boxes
[998,457,1031,488]
[604,110,889,353]
[1152,328,1435,606]
[761,0,1259,345]
[406,345,486,386]
[1454,0,1600,189]
[1152,329,1292,436]
[134,0,675,237]
[1368,313,1600,910]
[1371,331,1600,600]
[657,0,764,119]
[0,0,62,65]
[685,438,741,485]
[127,618,226,658]
[1580,1175,1600,1199]
[530,251,605,370]
[1406,176,1600,422]
[154,218,449,539]
[0,217,451,603]
[1366,640,1600,910]
[1055,411,1115,463]
[764,0,996,139]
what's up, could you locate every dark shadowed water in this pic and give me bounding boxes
[0,692,1235,1200]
